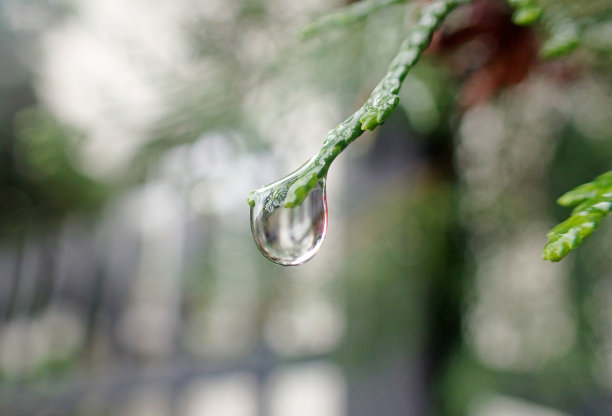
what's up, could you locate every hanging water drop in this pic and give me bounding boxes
[250,178,328,266]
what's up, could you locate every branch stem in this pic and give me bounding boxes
[248,0,473,212]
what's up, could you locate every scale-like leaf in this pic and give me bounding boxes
[543,171,612,262]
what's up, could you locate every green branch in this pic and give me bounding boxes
[248,0,473,213]
[543,171,612,262]
[300,0,407,39]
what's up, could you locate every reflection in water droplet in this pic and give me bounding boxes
[250,179,328,266]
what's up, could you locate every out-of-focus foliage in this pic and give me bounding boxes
[537,0,612,57]
[12,109,107,213]
[505,0,542,25]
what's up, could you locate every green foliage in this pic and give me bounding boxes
[507,0,582,58]
[505,0,543,25]
[540,6,581,58]
[543,171,612,262]
[249,0,612,262]
[248,0,471,212]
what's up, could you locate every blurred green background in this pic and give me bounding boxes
[1,0,612,415]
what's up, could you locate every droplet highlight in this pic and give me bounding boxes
[250,178,328,266]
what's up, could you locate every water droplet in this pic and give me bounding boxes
[250,178,328,266]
